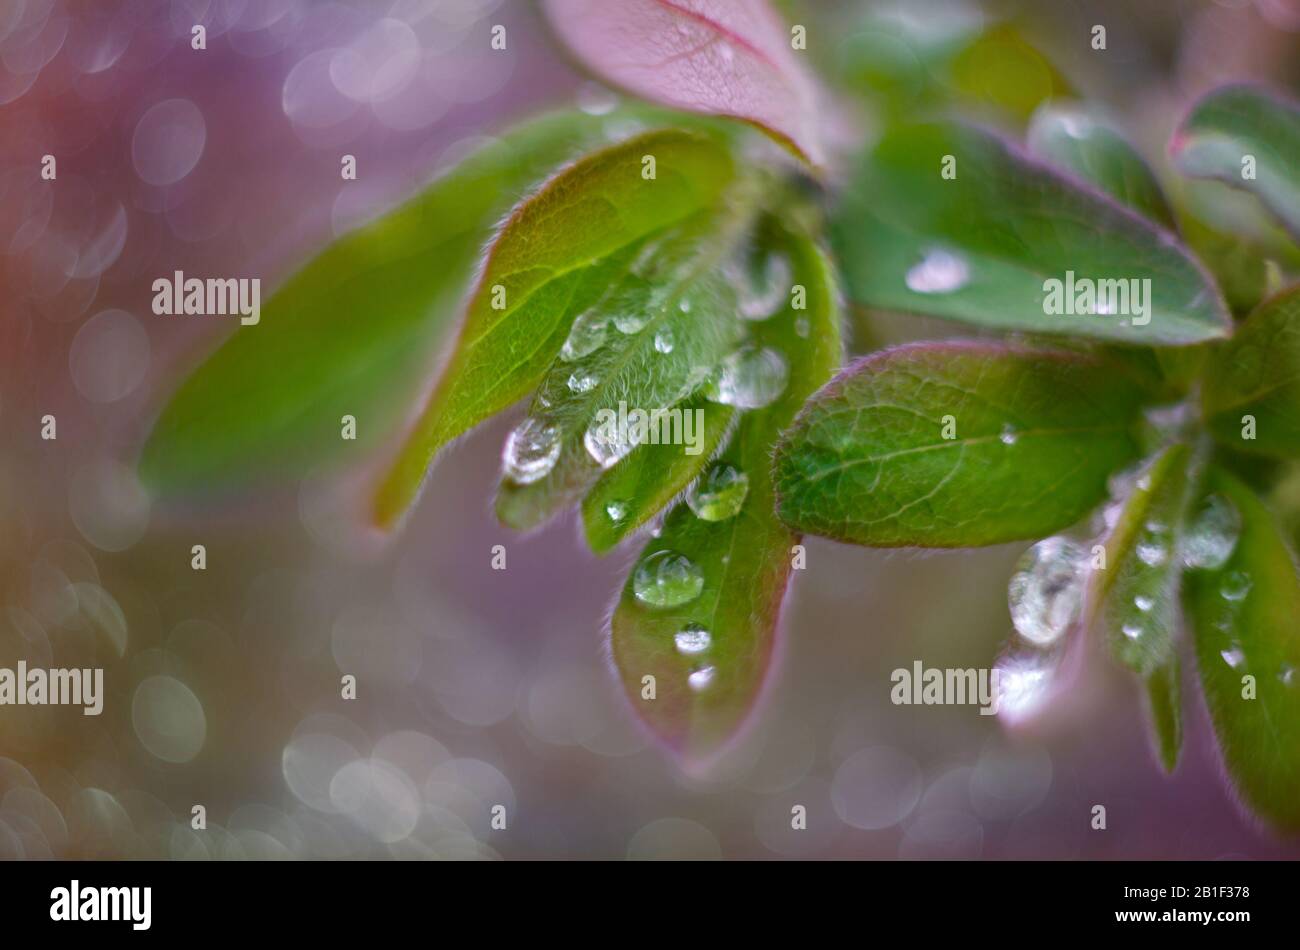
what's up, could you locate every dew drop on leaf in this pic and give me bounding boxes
[999,423,1018,445]
[561,309,608,361]
[567,371,598,393]
[687,463,749,521]
[1122,622,1143,640]
[732,249,792,320]
[1180,493,1241,570]
[632,549,704,608]
[674,623,711,655]
[705,344,788,409]
[605,500,627,522]
[583,419,638,469]
[1221,645,1246,669]
[688,665,716,691]
[905,247,970,294]
[1007,536,1087,646]
[653,327,674,354]
[502,417,561,484]
[795,316,810,338]
[1220,570,1252,602]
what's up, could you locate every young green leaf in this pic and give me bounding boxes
[1027,104,1175,228]
[1171,84,1300,241]
[1184,466,1300,832]
[1144,655,1183,773]
[139,111,622,496]
[1090,443,1197,677]
[372,129,737,530]
[494,215,751,532]
[581,394,735,553]
[773,342,1151,548]
[542,0,824,166]
[831,122,1231,345]
[609,224,841,766]
[1203,286,1300,459]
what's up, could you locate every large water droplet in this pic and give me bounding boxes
[1007,536,1087,646]
[1220,571,1252,602]
[732,249,792,320]
[675,624,711,655]
[688,665,716,691]
[705,345,788,409]
[502,417,561,484]
[687,463,749,521]
[633,550,704,608]
[613,311,648,334]
[905,247,970,294]
[583,420,638,470]
[1181,493,1241,571]
[561,309,609,361]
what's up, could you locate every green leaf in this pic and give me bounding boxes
[1144,655,1183,773]
[1203,285,1300,459]
[608,224,841,766]
[1184,466,1300,832]
[139,110,624,496]
[1172,84,1300,242]
[1026,104,1175,228]
[542,0,825,166]
[372,129,738,529]
[580,393,735,553]
[831,122,1231,345]
[773,343,1151,548]
[1090,443,1198,677]
[494,214,750,532]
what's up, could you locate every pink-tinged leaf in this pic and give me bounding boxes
[543,0,824,167]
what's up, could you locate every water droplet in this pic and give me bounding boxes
[1134,594,1154,613]
[732,249,792,320]
[1136,537,1168,567]
[1180,494,1241,571]
[1221,646,1245,669]
[1107,465,1141,500]
[567,371,598,393]
[633,550,704,608]
[1007,536,1087,647]
[1280,664,1296,687]
[999,423,1018,446]
[605,501,627,522]
[583,420,638,470]
[576,81,618,115]
[503,417,561,484]
[688,665,716,690]
[613,311,647,334]
[705,345,788,409]
[1220,571,1252,602]
[674,624,711,655]
[561,309,608,361]
[795,316,810,338]
[1121,622,1143,641]
[905,247,970,294]
[654,328,674,354]
[687,464,749,521]
[678,298,692,314]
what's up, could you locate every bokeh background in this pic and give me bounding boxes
[3,0,1300,859]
